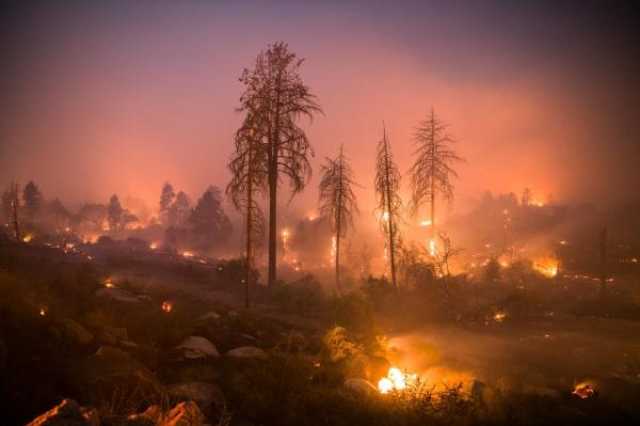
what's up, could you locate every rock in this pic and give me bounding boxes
[168,382,225,413]
[59,319,93,345]
[26,399,99,426]
[120,340,139,350]
[226,346,268,360]
[198,311,221,322]
[96,287,141,303]
[344,378,378,397]
[176,336,220,359]
[99,326,128,345]
[82,346,156,383]
[125,405,162,426]
[159,401,205,426]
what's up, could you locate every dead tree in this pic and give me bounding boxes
[319,145,359,293]
[10,181,21,242]
[227,115,267,308]
[409,109,463,245]
[237,42,322,287]
[374,124,402,289]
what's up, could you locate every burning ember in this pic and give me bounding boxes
[149,242,158,250]
[377,367,418,394]
[493,311,507,322]
[533,257,559,278]
[39,307,47,317]
[104,278,115,288]
[182,251,194,258]
[22,234,34,243]
[161,301,173,313]
[428,238,437,257]
[573,382,596,399]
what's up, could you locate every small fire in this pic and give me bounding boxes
[428,238,437,257]
[39,307,47,317]
[161,301,173,313]
[493,311,507,322]
[182,251,194,258]
[378,367,418,394]
[150,242,158,250]
[419,219,432,227]
[533,257,559,278]
[104,278,115,288]
[573,382,596,399]
[22,234,33,243]
[330,236,337,263]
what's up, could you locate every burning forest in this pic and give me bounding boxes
[2,1,640,426]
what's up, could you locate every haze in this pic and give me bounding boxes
[1,0,639,215]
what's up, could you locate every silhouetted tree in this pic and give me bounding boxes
[168,191,191,227]
[2,182,21,241]
[318,146,359,293]
[409,109,463,243]
[159,182,175,225]
[189,185,232,249]
[23,181,43,221]
[78,203,107,230]
[238,41,322,287]
[107,195,123,232]
[375,125,402,289]
[47,198,71,231]
[227,118,267,308]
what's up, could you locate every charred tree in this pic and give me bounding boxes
[10,182,21,241]
[237,42,322,287]
[227,117,267,308]
[319,145,359,293]
[374,124,402,289]
[409,109,463,247]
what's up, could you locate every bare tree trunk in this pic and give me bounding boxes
[383,138,398,289]
[268,152,277,288]
[12,182,20,242]
[335,149,344,294]
[245,144,253,309]
[267,76,282,288]
[430,111,436,241]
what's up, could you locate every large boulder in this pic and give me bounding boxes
[125,405,162,426]
[26,399,99,426]
[96,287,141,304]
[58,319,94,345]
[225,346,267,360]
[344,378,378,397]
[159,401,205,426]
[168,382,225,413]
[197,311,221,322]
[98,326,128,345]
[176,336,219,359]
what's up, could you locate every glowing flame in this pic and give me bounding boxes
[573,382,596,399]
[104,278,115,288]
[22,234,33,243]
[161,301,173,313]
[493,311,507,322]
[182,251,194,258]
[428,238,437,257]
[419,219,432,227]
[39,307,47,317]
[377,367,418,394]
[330,236,337,263]
[533,257,559,278]
[150,242,158,250]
